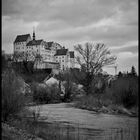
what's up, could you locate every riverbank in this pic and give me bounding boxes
[73,101,138,117]
[28,101,138,117]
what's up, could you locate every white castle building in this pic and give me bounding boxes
[13,31,75,71]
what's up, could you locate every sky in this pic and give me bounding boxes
[2,0,138,75]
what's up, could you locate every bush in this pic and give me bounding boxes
[106,77,138,108]
[31,83,61,104]
[75,94,102,109]
[2,69,26,121]
[75,76,138,111]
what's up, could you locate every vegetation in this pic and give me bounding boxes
[107,76,138,108]
[56,71,80,102]
[31,82,61,104]
[2,45,138,139]
[74,42,116,95]
[3,118,138,140]
[75,70,138,117]
[21,70,50,83]
[2,68,26,121]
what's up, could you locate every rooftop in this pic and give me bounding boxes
[26,39,43,46]
[14,34,30,43]
[44,41,54,49]
[54,49,68,56]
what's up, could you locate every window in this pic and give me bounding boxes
[62,60,64,62]
[62,56,64,58]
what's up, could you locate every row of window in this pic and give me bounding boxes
[56,56,65,59]
[15,46,25,50]
[27,46,39,49]
[15,42,25,45]
[56,60,65,62]
[26,49,39,52]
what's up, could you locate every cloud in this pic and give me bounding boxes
[2,0,138,74]
[2,16,40,53]
[104,51,138,74]
[110,41,138,54]
[117,52,138,59]
[117,52,138,73]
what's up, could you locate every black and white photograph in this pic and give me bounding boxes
[2,0,138,140]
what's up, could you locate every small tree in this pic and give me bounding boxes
[118,71,123,78]
[130,66,137,76]
[74,42,116,95]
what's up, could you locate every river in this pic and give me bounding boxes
[29,103,138,140]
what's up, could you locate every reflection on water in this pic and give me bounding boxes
[35,121,138,140]
[30,103,138,140]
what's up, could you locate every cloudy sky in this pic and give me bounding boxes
[2,0,138,74]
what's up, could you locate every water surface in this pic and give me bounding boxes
[30,103,138,140]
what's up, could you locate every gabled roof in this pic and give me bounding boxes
[26,39,43,46]
[44,41,53,49]
[69,51,74,58]
[14,34,30,43]
[47,42,53,48]
[54,49,68,56]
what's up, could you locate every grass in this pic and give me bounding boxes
[4,108,138,140]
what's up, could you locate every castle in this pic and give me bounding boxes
[13,30,75,71]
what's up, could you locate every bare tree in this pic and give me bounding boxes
[13,51,38,73]
[74,42,117,94]
[13,51,23,62]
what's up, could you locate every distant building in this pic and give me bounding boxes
[54,47,75,70]
[68,51,75,69]
[14,34,31,56]
[13,30,75,71]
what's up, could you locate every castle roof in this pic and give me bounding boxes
[14,34,30,43]
[26,39,43,46]
[54,49,68,56]
[44,41,53,50]
[46,42,53,48]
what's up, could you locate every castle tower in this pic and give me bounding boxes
[33,26,36,40]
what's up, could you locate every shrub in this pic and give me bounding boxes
[75,94,103,109]
[2,69,26,121]
[106,77,138,108]
[75,76,138,110]
[31,83,61,104]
